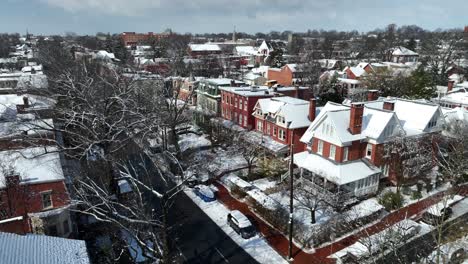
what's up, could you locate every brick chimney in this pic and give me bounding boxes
[448,80,455,92]
[294,85,300,98]
[383,101,395,111]
[349,103,364,135]
[23,96,29,107]
[367,90,379,101]
[309,98,316,122]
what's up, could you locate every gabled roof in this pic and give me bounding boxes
[391,46,418,56]
[0,232,90,264]
[301,102,348,143]
[366,98,442,135]
[255,96,310,129]
[345,66,367,78]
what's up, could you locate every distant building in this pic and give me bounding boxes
[121,32,168,46]
[188,44,222,58]
[464,26,468,41]
[388,46,419,64]
[267,64,303,86]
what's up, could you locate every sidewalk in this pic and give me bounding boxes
[213,181,468,264]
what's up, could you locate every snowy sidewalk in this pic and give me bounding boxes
[184,187,288,264]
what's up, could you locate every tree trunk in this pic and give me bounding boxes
[311,209,316,224]
[171,126,180,156]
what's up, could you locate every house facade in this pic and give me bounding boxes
[0,147,72,237]
[294,96,444,205]
[220,86,312,130]
[252,96,315,153]
[267,64,303,86]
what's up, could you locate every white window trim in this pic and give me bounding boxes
[317,140,323,155]
[329,145,336,160]
[343,147,349,162]
[41,191,53,210]
[366,143,372,159]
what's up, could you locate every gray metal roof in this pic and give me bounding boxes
[0,232,90,264]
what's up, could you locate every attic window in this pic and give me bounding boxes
[428,116,437,129]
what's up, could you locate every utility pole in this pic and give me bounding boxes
[288,129,295,262]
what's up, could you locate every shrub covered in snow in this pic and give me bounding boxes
[379,191,404,211]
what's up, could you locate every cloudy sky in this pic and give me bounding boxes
[1,0,467,35]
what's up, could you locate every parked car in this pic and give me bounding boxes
[227,210,256,239]
[193,185,216,202]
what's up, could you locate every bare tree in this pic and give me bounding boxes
[292,182,327,224]
[232,133,262,179]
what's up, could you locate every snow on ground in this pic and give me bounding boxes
[178,133,211,153]
[184,188,288,264]
[344,198,384,221]
[252,178,277,192]
[425,235,468,263]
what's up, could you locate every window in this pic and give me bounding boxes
[47,225,58,236]
[239,99,243,110]
[41,191,53,209]
[244,115,247,126]
[234,98,238,108]
[257,121,263,131]
[366,144,373,159]
[317,140,324,154]
[239,115,243,125]
[279,129,286,140]
[273,127,277,136]
[244,101,247,111]
[277,116,285,124]
[428,116,437,129]
[329,145,336,160]
[343,147,349,162]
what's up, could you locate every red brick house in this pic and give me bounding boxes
[267,64,303,86]
[294,96,444,203]
[0,146,72,237]
[220,86,312,129]
[252,96,316,153]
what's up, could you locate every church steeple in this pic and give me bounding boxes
[232,26,237,42]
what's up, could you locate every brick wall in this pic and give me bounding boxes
[268,67,293,86]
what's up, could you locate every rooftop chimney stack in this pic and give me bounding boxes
[349,103,364,135]
[367,90,379,101]
[309,98,316,122]
[294,85,300,98]
[23,96,29,107]
[448,80,455,92]
[383,101,395,111]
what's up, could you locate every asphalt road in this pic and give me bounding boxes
[128,153,258,264]
[170,192,258,264]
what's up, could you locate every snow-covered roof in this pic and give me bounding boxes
[361,107,400,140]
[189,44,221,52]
[203,78,243,86]
[0,118,54,139]
[96,50,115,60]
[0,232,90,264]
[366,98,442,135]
[294,151,381,185]
[426,195,464,216]
[286,64,298,72]
[255,96,311,129]
[391,46,418,56]
[442,107,468,124]
[337,78,361,84]
[0,94,55,121]
[0,146,65,189]
[346,66,367,78]
[234,46,257,56]
[118,179,132,194]
[439,88,468,106]
[301,102,348,143]
[21,65,43,73]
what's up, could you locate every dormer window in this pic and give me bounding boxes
[277,116,285,124]
[366,144,373,159]
[428,116,437,129]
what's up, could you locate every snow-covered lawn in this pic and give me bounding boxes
[178,133,211,153]
[252,178,277,192]
[380,181,451,209]
[184,188,288,264]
